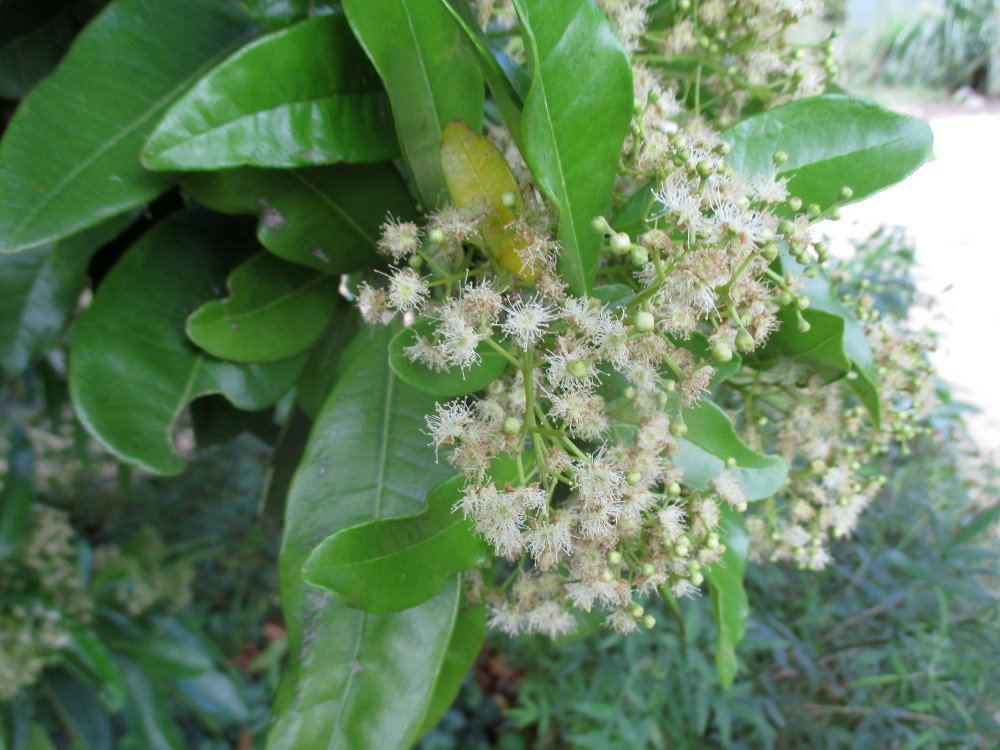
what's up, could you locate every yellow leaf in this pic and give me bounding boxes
[440,120,537,280]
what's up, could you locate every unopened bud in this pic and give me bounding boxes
[610,232,632,255]
[590,216,613,235]
[502,416,523,435]
[633,311,655,332]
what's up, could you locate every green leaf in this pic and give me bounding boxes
[63,625,127,712]
[22,726,57,750]
[0,426,33,564]
[143,14,398,170]
[512,0,632,295]
[0,0,251,254]
[416,601,487,738]
[388,318,512,398]
[0,0,79,100]
[174,672,250,726]
[70,209,305,475]
[47,671,112,750]
[800,271,880,424]
[183,163,414,273]
[673,397,787,501]
[268,326,460,750]
[243,0,338,32]
[705,505,749,689]
[723,94,934,210]
[295,304,362,418]
[342,0,484,208]
[763,306,850,378]
[438,0,526,143]
[186,253,340,363]
[951,503,1000,549]
[118,660,184,750]
[0,215,133,376]
[303,474,491,614]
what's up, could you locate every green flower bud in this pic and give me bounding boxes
[690,572,704,586]
[590,216,613,235]
[669,413,688,438]
[408,254,424,269]
[778,219,796,236]
[625,468,643,486]
[838,186,853,201]
[610,232,632,255]
[712,341,733,362]
[807,203,822,217]
[633,310,655,332]
[788,196,803,212]
[502,416,523,436]
[630,245,649,266]
[600,568,615,583]
[795,295,811,311]
[568,359,591,379]
[761,243,779,261]
[641,562,656,577]
[607,550,623,565]
[629,603,645,618]
[735,327,754,352]
[428,228,445,244]
[623,386,637,400]
[501,191,518,208]
[667,482,681,495]
[642,614,656,630]
[696,159,715,178]
[773,151,789,166]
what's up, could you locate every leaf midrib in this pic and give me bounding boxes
[11,36,248,248]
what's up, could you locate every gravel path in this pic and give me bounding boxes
[820,109,1000,451]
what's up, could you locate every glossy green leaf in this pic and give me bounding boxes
[0,0,79,99]
[143,14,397,170]
[0,0,251,254]
[0,426,34,564]
[268,326,459,750]
[47,671,112,750]
[186,253,340,363]
[800,271,880,424]
[70,210,305,476]
[63,625,126,711]
[512,0,632,295]
[723,95,934,210]
[119,633,213,679]
[0,215,133,376]
[303,474,491,613]
[705,505,749,689]
[243,0,338,32]
[673,397,787,501]
[342,0,484,208]
[388,318,512,398]
[416,601,487,738]
[184,163,414,273]
[174,672,250,726]
[438,0,526,143]
[295,303,362,418]
[118,660,183,750]
[764,305,850,378]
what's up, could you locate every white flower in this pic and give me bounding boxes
[501,297,554,349]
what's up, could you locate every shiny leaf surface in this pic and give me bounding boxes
[706,505,750,689]
[723,95,933,210]
[183,163,414,273]
[303,473,491,613]
[388,318,512,398]
[268,326,458,750]
[673,397,787,501]
[0,215,132,376]
[342,0,484,207]
[438,0,526,143]
[186,252,340,363]
[0,0,251,253]
[243,0,338,32]
[416,600,487,738]
[512,0,632,294]
[70,210,304,475]
[143,14,397,170]
[441,120,533,278]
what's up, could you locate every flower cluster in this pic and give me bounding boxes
[352,1,930,637]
